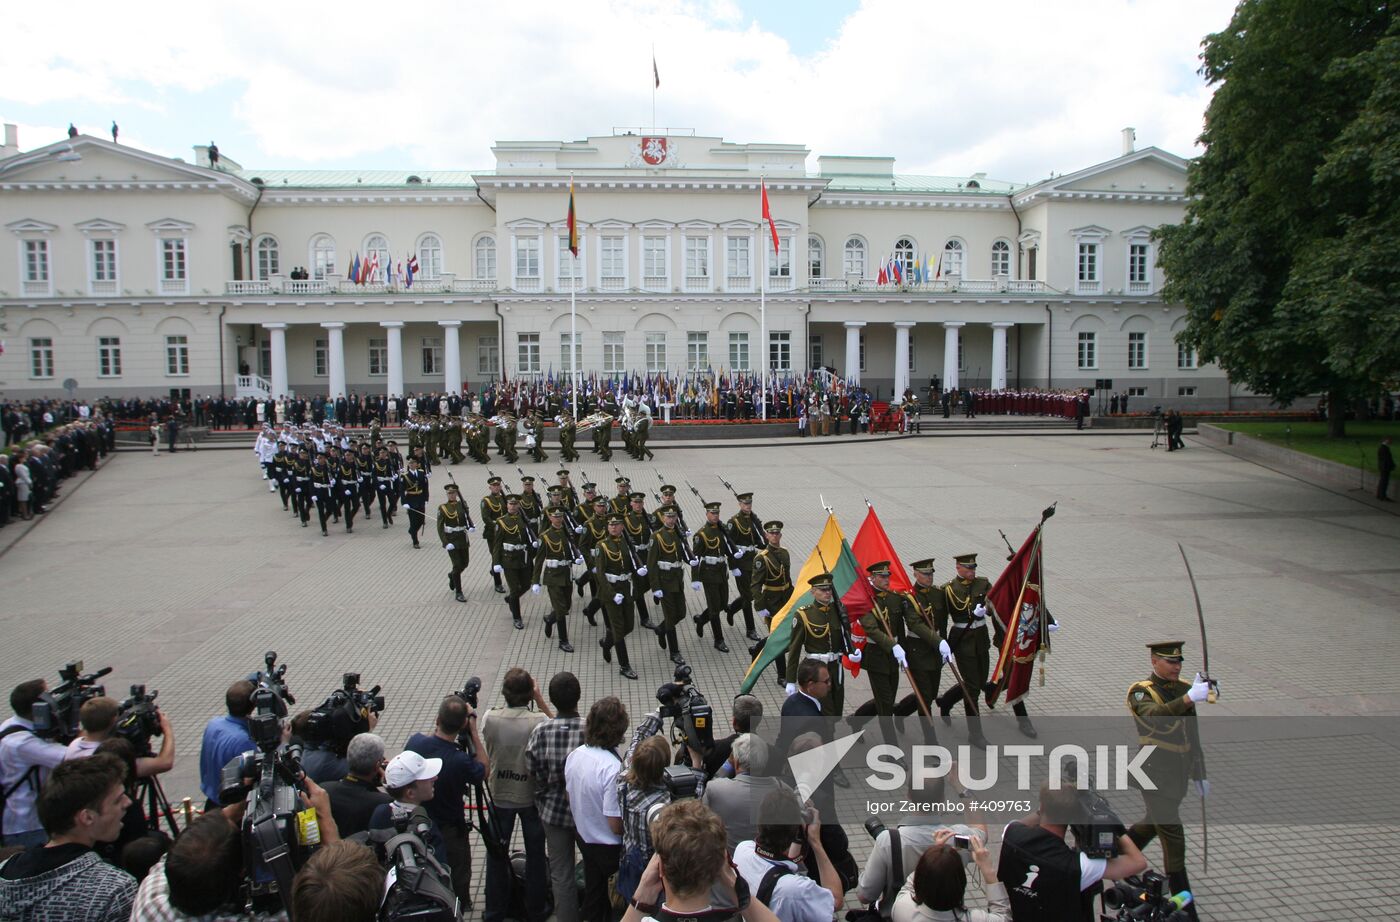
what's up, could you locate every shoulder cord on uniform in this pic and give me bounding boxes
[543,531,565,554]
[944,582,974,613]
[698,530,721,550]
[441,504,459,521]
[656,530,678,554]
[626,517,645,536]
[600,539,624,562]
[498,517,520,535]
[797,607,830,639]
[903,591,936,631]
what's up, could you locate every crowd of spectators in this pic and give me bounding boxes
[0,657,1153,922]
[0,412,112,527]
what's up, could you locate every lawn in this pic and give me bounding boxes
[1217,421,1400,471]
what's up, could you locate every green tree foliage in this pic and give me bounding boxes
[1157,0,1397,436]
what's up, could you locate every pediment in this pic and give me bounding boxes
[75,218,128,235]
[6,218,59,235]
[1022,147,1188,198]
[146,218,196,234]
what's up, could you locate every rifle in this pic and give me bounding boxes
[998,529,1016,561]
[655,468,691,538]
[445,472,476,530]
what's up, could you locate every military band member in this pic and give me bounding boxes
[934,553,993,748]
[490,494,531,630]
[595,513,640,680]
[402,457,429,549]
[592,412,613,461]
[336,451,360,533]
[480,476,508,593]
[690,501,737,653]
[901,559,954,740]
[523,412,548,463]
[647,505,697,666]
[1127,641,1213,920]
[437,483,473,602]
[624,492,657,629]
[556,413,579,462]
[724,492,762,641]
[784,572,851,716]
[610,477,632,516]
[311,453,335,536]
[531,506,581,652]
[860,561,912,718]
[632,403,654,461]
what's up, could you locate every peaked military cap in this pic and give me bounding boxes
[582,482,597,491]
[505,493,521,503]
[444,482,460,493]
[808,572,835,589]
[615,476,631,485]
[660,484,677,494]
[486,476,503,486]
[520,476,536,484]
[557,470,571,477]
[764,520,783,534]
[593,495,608,505]
[735,492,754,503]
[607,513,625,525]
[629,491,646,501]
[546,505,565,516]
[909,558,936,574]
[704,501,722,512]
[1147,641,1185,661]
[866,560,892,576]
[954,553,979,567]
[659,504,679,516]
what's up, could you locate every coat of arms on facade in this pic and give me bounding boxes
[627,137,682,168]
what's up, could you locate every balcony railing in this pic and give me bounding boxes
[452,278,495,293]
[1076,280,1103,295]
[726,275,752,291]
[513,277,541,292]
[1128,281,1153,295]
[285,279,331,295]
[600,275,627,291]
[685,275,711,292]
[557,276,584,292]
[1005,279,1048,293]
[642,275,669,291]
[810,277,848,292]
[158,278,189,295]
[767,276,794,292]
[226,280,272,295]
[89,279,119,296]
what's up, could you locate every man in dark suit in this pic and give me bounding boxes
[1378,437,1395,501]
[775,657,831,761]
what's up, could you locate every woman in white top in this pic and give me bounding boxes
[13,452,33,519]
[891,829,1012,922]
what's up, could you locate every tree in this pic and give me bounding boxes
[1157,0,1398,437]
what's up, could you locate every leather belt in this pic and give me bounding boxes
[502,542,527,552]
[444,526,468,533]
[545,559,571,568]
[605,573,631,584]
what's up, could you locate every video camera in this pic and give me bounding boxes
[376,808,461,922]
[114,684,162,755]
[1070,784,1125,860]
[1102,871,1194,922]
[656,664,714,759]
[450,675,482,755]
[31,661,112,743]
[303,672,384,752]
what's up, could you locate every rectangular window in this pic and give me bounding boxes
[560,333,582,374]
[1178,386,1197,397]
[645,332,666,373]
[769,331,791,371]
[259,339,271,378]
[257,241,280,280]
[1129,243,1150,291]
[477,335,499,377]
[843,242,866,278]
[23,240,50,282]
[991,243,1011,278]
[422,337,443,376]
[1177,343,1198,369]
[1077,331,1097,370]
[515,236,540,279]
[687,331,708,372]
[600,236,626,285]
[603,331,625,374]
[475,240,496,280]
[728,331,749,371]
[517,333,541,374]
[166,335,190,376]
[726,236,751,282]
[91,239,117,285]
[685,237,709,279]
[314,339,328,377]
[769,237,791,277]
[30,338,54,379]
[643,236,668,283]
[98,336,122,378]
[162,238,187,280]
[809,335,824,370]
[1077,242,1099,290]
[859,333,867,374]
[1127,331,1147,369]
[1127,387,1148,397]
[368,339,388,376]
[808,239,823,279]
[557,237,582,281]
[907,330,916,372]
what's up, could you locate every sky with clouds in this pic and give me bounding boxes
[1,0,1239,183]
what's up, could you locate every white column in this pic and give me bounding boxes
[991,322,1013,391]
[893,322,914,399]
[844,321,865,384]
[943,322,964,390]
[380,321,404,397]
[440,320,462,395]
[321,322,346,399]
[263,323,289,397]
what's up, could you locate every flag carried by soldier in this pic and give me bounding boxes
[986,511,1054,707]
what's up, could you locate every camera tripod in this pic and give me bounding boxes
[137,774,180,837]
[1151,416,1166,450]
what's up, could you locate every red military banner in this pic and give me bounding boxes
[986,521,1050,706]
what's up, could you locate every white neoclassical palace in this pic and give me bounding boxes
[0,125,1233,406]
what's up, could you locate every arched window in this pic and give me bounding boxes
[991,240,1011,278]
[255,236,280,280]
[310,234,336,279]
[475,235,497,280]
[843,237,867,278]
[942,239,964,277]
[417,234,443,279]
[808,235,824,279]
[364,235,390,278]
[894,238,916,278]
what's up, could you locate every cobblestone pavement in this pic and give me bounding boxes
[4,434,1398,920]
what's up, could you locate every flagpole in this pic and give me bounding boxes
[760,227,768,422]
[570,174,578,417]
[651,44,656,133]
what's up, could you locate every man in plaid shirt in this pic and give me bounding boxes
[525,672,585,922]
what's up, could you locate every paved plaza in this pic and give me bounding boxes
[4,432,1399,920]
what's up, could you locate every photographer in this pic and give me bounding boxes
[525,672,586,922]
[321,733,391,837]
[1,679,72,847]
[369,752,448,866]
[616,712,704,902]
[64,698,175,780]
[998,784,1146,922]
[198,681,256,811]
[404,695,487,904]
[290,840,385,922]
[857,775,985,907]
[733,790,842,922]
[891,829,1010,922]
[703,695,764,780]
[565,697,629,922]
[481,668,553,922]
[129,812,258,921]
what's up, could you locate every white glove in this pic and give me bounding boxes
[574,526,585,534]
[468,526,477,533]
[637,566,648,577]
[613,592,625,605]
[892,644,908,668]
[785,683,797,697]
[731,568,742,577]
[295,487,302,493]
[972,604,988,620]
[445,543,455,551]
[734,547,746,558]
[344,490,352,496]
[756,609,769,619]
[653,589,664,600]
[1047,621,1060,633]
[1194,779,1210,798]
[690,580,702,591]
[575,557,585,566]
[532,540,541,548]
[531,584,541,594]
[939,639,953,663]
[1186,673,1211,703]
[848,648,862,664]
[492,564,504,574]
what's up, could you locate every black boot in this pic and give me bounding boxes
[544,613,556,638]
[724,597,741,627]
[967,715,989,750]
[637,597,654,629]
[666,628,685,666]
[709,611,728,653]
[582,598,600,627]
[493,571,505,594]
[616,639,637,680]
[575,574,589,597]
[656,621,669,649]
[557,618,573,654]
[1013,702,1037,738]
[600,630,614,663]
[508,597,524,630]
[694,609,708,638]
[937,687,958,724]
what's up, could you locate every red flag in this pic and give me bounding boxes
[851,505,913,593]
[760,180,780,256]
[986,523,1049,707]
[877,260,887,286]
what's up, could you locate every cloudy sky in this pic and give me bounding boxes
[2,0,1238,183]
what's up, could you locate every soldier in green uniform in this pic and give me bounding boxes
[749,520,793,687]
[934,553,993,748]
[489,493,531,630]
[610,476,632,516]
[784,572,851,716]
[578,495,611,626]
[501,414,520,463]
[555,469,579,510]
[724,492,762,641]
[690,500,737,653]
[1127,641,1212,917]
[596,412,613,461]
[446,415,465,464]
[425,416,441,467]
[647,504,696,666]
[901,559,954,741]
[859,561,911,719]
[624,491,657,629]
[556,412,579,462]
[517,476,544,540]
[653,485,690,536]
[531,505,580,653]
[523,411,548,464]
[479,476,508,594]
[595,513,640,680]
[437,482,473,602]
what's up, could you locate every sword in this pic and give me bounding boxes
[1177,544,1218,704]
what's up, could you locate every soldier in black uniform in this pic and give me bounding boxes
[336,451,360,533]
[1127,641,1213,918]
[402,456,429,548]
[292,447,313,527]
[480,476,507,593]
[623,491,656,629]
[372,447,396,528]
[490,494,531,630]
[595,513,640,679]
[437,482,473,601]
[690,500,738,653]
[531,505,581,652]
[311,453,335,536]
[934,553,993,748]
[723,492,762,641]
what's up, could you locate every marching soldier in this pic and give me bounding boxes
[445,415,466,464]
[336,450,360,533]
[902,559,954,741]
[489,493,531,630]
[724,492,762,641]
[749,520,793,687]
[518,476,544,568]
[784,572,851,716]
[595,513,641,680]
[654,485,690,536]
[292,447,313,527]
[647,504,696,666]
[500,414,520,463]
[610,476,632,516]
[402,456,429,548]
[595,411,613,461]
[384,441,405,520]
[578,495,611,625]
[556,412,579,462]
[934,553,993,748]
[690,500,737,653]
[310,452,335,536]
[372,447,396,528]
[571,482,601,594]
[437,483,473,602]
[1127,641,1213,919]
[633,402,654,461]
[859,561,912,718]
[623,491,657,629]
[480,476,508,593]
[555,469,579,510]
[273,443,293,511]
[357,444,377,521]
[531,506,581,652]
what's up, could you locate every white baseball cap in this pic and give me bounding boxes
[384,752,442,789]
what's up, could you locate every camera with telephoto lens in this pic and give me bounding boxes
[375,808,461,922]
[656,664,714,758]
[451,675,482,754]
[31,661,112,743]
[1101,871,1195,921]
[114,684,162,756]
[303,672,385,752]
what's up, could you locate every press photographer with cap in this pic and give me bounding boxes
[368,750,449,867]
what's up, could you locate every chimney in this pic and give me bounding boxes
[1,124,18,159]
[1121,127,1136,156]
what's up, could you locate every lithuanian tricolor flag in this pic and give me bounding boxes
[739,514,874,694]
[566,177,579,257]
